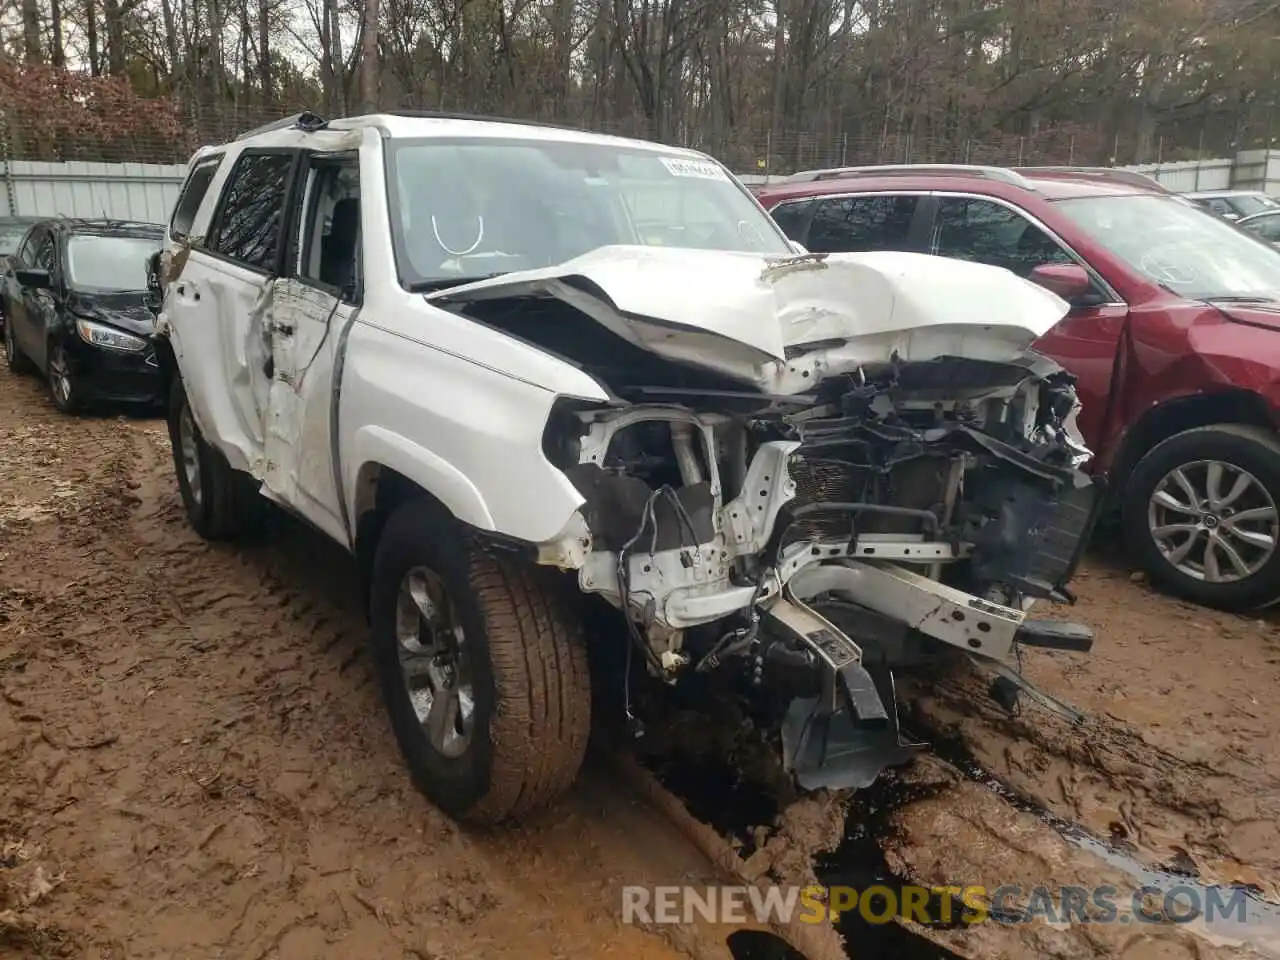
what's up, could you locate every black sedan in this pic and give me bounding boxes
[3,219,166,414]
[0,216,43,327]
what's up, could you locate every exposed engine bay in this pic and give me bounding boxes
[432,250,1103,792]
[537,353,1100,791]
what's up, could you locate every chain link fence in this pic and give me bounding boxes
[0,97,1140,173]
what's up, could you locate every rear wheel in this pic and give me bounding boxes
[1123,424,1280,611]
[4,319,33,374]
[369,499,591,823]
[166,376,265,541]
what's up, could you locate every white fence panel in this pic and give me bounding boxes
[1120,159,1233,192]
[0,160,186,222]
[1231,149,1280,194]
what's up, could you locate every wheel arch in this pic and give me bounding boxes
[1110,389,1276,497]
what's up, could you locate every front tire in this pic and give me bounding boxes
[166,376,265,541]
[47,342,81,414]
[369,499,591,824]
[1123,424,1280,611]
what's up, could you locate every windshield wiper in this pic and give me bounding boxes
[1201,295,1278,304]
[405,272,509,293]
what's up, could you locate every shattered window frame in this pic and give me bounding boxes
[206,149,300,276]
[170,154,225,244]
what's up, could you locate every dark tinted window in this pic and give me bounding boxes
[33,230,57,272]
[1248,214,1280,241]
[806,195,918,253]
[210,152,293,271]
[172,156,223,241]
[769,198,816,242]
[933,197,1072,277]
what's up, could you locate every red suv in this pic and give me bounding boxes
[754,164,1280,612]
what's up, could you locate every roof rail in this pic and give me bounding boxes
[370,110,582,132]
[237,111,329,141]
[785,163,1034,189]
[1015,166,1167,191]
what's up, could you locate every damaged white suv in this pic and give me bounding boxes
[152,111,1102,823]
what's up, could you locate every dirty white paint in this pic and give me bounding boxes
[0,160,185,223]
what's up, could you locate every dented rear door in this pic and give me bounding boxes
[163,148,301,477]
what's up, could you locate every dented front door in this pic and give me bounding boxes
[260,278,352,544]
[257,152,362,547]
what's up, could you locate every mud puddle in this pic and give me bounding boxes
[638,684,1280,960]
[640,734,965,960]
[923,728,1280,951]
[726,929,809,958]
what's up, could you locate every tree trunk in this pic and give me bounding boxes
[258,0,273,107]
[21,0,43,63]
[103,0,127,75]
[359,0,379,112]
[86,0,100,75]
[50,0,66,67]
[160,0,181,96]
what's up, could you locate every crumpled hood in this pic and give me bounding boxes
[67,291,156,337]
[426,245,1070,366]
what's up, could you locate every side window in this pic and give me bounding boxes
[15,230,39,265]
[33,231,57,272]
[209,152,294,272]
[171,155,223,242]
[1256,217,1280,241]
[769,199,816,243]
[297,158,361,301]
[932,197,1073,277]
[1207,198,1233,217]
[806,195,919,253]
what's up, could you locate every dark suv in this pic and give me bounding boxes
[755,164,1280,612]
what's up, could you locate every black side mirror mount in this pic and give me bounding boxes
[15,267,52,290]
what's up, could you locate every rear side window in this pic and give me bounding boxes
[209,152,295,272]
[769,199,816,243]
[806,195,919,253]
[170,156,223,242]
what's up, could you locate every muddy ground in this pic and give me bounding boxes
[0,361,1277,960]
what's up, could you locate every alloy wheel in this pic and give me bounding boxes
[1148,459,1280,583]
[177,402,204,507]
[394,566,475,758]
[48,346,73,407]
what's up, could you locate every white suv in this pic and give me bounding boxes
[152,111,1101,823]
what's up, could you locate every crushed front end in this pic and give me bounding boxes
[538,348,1102,792]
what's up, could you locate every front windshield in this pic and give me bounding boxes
[66,235,161,293]
[385,137,790,286]
[1054,195,1280,300]
[0,225,30,257]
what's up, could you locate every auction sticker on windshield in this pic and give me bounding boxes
[660,157,729,181]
